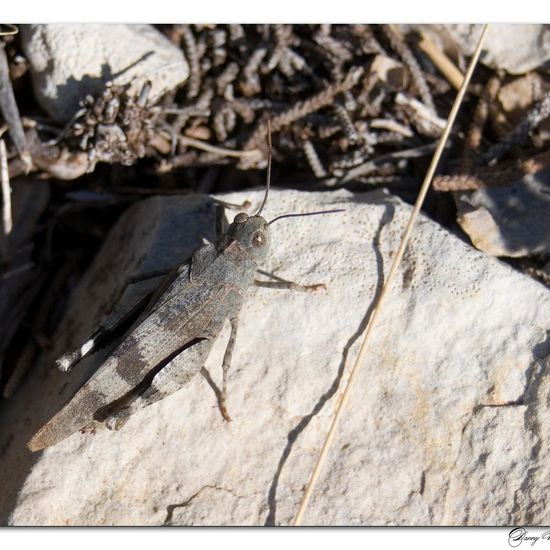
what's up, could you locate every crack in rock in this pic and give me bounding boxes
[264,205,394,526]
[474,400,525,409]
[164,485,248,525]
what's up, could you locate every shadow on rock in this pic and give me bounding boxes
[264,196,395,526]
[0,195,219,524]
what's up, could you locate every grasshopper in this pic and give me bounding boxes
[28,129,343,452]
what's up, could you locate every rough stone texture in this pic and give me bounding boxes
[20,24,189,122]
[428,24,550,75]
[0,189,549,526]
[457,170,550,257]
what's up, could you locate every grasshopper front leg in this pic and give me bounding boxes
[101,336,215,430]
[105,315,240,429]
[254,269,326,293]
[219,316,239,422]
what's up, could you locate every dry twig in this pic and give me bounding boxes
[179,25,201,99]
[434,148,550,191]
[417,31,464,90]
[383,25,436,113]
[460,75,501,172]
[479,90,550,165]
[302,139,327,178]
[0,44,30,169]
[0,138,11,262]
[240,67,364,167]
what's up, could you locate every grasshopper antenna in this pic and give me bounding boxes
[255,119,272,217]
[256,120,345,224]
[268,209,345,225]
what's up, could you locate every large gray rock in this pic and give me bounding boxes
[20,24,189,122]
[444,24,550,74]
[0,189,549,525]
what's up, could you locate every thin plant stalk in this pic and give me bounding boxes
[292,24,489,527]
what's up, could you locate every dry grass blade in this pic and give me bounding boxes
[179,135,261,160]
[292,24,489,527]
[417,31,464,90]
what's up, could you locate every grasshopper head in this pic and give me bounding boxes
[225,212,271,261]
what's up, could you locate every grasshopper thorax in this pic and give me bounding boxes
[223,212,271,261]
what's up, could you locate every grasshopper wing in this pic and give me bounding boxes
[28,279,232,451]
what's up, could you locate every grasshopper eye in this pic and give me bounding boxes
[252,231,266,247]
[234,213,249,223]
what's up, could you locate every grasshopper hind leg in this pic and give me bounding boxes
[98,337,215,430]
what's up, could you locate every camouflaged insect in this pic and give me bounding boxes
[28,160,343,452]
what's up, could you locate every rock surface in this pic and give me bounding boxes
[0,189,549,526]
[443,24,550,74]
[20,24,189,122]
[457,170,550,257]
